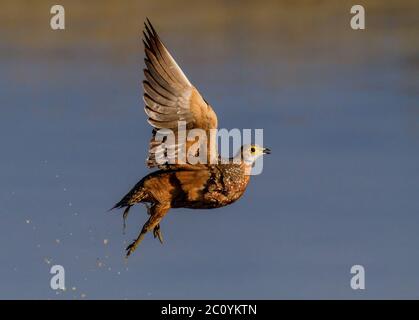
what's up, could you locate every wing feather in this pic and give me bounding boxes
[142,19,218,168]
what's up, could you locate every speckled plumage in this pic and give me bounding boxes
[114,160,255,256]
[115,162,250,211]
[112,20,269,257]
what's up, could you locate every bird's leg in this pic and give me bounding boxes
[146,203,164,244]
[122,206,132,235]
[153,224,164,244]
[126,203,170,257]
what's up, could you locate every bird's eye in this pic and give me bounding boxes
[250,147,256,153]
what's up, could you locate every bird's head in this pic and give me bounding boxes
[239,144,271,165]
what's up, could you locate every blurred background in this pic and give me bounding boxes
[0,0,418,299]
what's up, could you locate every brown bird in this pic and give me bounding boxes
[113,19,270,257]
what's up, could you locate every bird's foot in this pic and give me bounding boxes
[125,240,140,258]
[125,241,137,258]
[125,241,137,259]
[153,224,164,244]
[122,206,131,235]
[125,203,169,257]
[125,232,146,258]
[146,204,163,244]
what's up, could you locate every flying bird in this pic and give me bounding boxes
[113,19,270,257]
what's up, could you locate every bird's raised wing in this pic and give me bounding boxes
[142,19,218,168]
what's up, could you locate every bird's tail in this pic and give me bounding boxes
[109,182,148,212]
[109,200,127,212]
[109,184,148,233]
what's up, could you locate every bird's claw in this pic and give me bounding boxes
[125,241,136,258]
[153,225,164,244]
[125,232,146,258]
